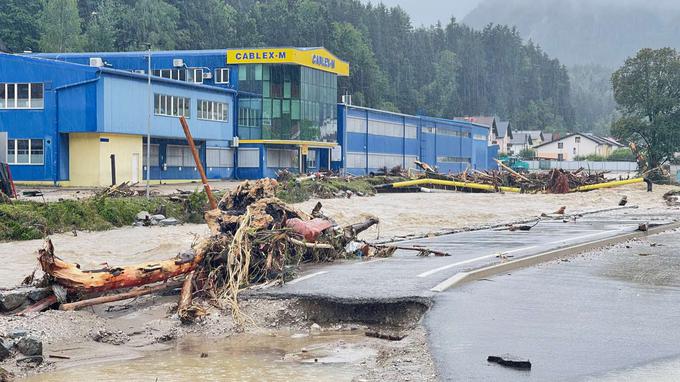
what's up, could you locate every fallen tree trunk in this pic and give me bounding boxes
[59,281,182,311]
[38,239,209,294]
[15,295,57,315]
[177,271,195,323]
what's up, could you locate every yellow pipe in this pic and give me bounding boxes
[391,178,521,193]
[572,177,644,192]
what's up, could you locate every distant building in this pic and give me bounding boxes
[455,116,513,154]
[514,130,544,146]
[508,132,534,155]
[533,133,623,161]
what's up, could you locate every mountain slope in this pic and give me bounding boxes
[464,0,680,67]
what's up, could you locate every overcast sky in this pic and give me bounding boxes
[367,0,484,26]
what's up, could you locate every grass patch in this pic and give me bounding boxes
[0,192,210,242]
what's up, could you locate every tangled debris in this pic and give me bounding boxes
[378,160,648,194]
[6,179,387,325]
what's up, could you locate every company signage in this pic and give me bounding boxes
[227,48,349,76]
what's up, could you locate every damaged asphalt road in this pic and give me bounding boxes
[252,209,680,380]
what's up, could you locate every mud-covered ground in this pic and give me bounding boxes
[0,183,675,380]
[0,296,435,381]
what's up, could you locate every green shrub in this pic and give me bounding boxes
[607,148,636,162]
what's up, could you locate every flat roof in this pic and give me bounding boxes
[31,47,350,77]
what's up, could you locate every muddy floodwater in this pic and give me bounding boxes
[23,332,373,382]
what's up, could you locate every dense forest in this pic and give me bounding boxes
[0,0,575,132]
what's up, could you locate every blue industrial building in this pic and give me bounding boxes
[0,48,494,186]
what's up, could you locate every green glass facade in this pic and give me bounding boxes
[237,64,337,142]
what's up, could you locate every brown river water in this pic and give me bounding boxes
[23,332,373,381]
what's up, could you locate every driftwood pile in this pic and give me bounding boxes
[11,179,384,324]
[419,164,610,194]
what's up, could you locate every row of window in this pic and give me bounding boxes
[0,83,44,110]
[197,100,228,122]
[143,145,234,168]
[437,156,471,164]
[346,152,419,170]
[154,94,230,122]
[7,139,44,165]
[151,68,230,85]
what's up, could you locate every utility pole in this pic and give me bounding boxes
[145,43,152,199]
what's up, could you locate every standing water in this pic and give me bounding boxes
[23,332,374,382]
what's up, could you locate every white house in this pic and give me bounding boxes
[533,133,624,161]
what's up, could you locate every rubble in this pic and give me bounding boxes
[487,354,532,370]
[15,337,42,357]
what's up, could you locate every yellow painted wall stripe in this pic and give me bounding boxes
[572,177,644,192]
[391,178,521,193]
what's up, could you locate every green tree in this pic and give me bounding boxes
[0,0,41,52]
[328,22,387,108]
[607,148,636,162]
[122,0,180,50]
[172,0,238,49]
[611,48,680,173]
[38,0,83,52]
[419,50,460,118]
[84,0,122,51]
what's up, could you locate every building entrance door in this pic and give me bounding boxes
[131,153,140,183]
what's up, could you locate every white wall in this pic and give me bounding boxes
[535,134,607,161]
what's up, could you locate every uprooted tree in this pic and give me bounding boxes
[26,179,388,323]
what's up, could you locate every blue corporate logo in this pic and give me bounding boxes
[234,51,287,60]
[312,54,336,69]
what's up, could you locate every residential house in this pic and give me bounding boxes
[456,116,514,153]
[533,133,624,161]
[515,130,545,146]
[508,132,534,155]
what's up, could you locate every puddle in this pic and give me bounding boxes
[23,332,374,382]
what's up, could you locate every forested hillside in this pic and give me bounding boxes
[0,0,574,131]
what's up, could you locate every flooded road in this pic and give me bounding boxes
[23,332,373,382]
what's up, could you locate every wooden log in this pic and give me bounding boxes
[494,159,530,181]
[39,238,209,294]
[15,295,57,315]
[180,116,217,210]
[59,281,182,311]
[177,271,195,323]
[288,237,335,249]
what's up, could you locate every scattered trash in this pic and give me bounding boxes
[487,354,532,370]
[619,196,628,206]
[663,190,680,206]
[21,190,43,197]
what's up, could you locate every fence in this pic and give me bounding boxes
[525,160,638,173]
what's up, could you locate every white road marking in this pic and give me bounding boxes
[354,258,390,266]
[286,271,328,285]
[417,245,539,278]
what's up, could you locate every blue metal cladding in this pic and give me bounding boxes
[0,54,100,182]
[337,104,492,175]
[30,50,239,91]
[0,53,236,182]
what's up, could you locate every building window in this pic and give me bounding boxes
[153,69,187,82]
[154,94,190,118]
[190,68,203,84]
[206,147,234,167]
[166,144,199,167]
[197,100,228,122]
[7,139,44,165]
[437,156,471,164]
[0,83,44,109]
[142,144,160,167]
[558,153,564,161]
[473,134,487,141]
[215,68,230,84]
[558,142,564,149]
[575,136,581,143]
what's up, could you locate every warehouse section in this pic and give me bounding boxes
[1,48,494,186]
